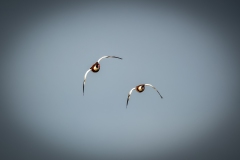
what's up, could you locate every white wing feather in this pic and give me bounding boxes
[97,56,108,62]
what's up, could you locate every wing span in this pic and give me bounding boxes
[97,56,122,63]
[83,69,91,96]
[145,84,163,98]
[126,88,136,108]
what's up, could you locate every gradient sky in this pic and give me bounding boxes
[1,1,240,160]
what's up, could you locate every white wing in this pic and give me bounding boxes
[126,88,136,108]
[83,69,91,96]
[97,56,122,63]
[145,84,163,98]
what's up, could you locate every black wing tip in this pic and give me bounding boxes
[83,82,85,96]
[159,94,163,98]
[110,56,122,59]
[126,97,129,108]
[156,91,163,99]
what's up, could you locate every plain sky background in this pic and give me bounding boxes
[1,1,240,160]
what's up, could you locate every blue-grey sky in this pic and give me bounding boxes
[1,1,240,160]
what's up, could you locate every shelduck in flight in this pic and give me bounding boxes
[126,84,163,108]
[83,56,122,95]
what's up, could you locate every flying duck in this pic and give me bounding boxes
[126,84,163,108]
[83,56,122,95]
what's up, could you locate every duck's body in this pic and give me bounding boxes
[126,84,163,108]
[90,62,100,72]
[83,56,122,95]
[136,84,145,92]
